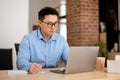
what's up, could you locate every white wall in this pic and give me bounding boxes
[0,0,29,47]
[0,0,29,69]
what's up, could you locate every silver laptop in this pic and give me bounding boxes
[50,46,99,74]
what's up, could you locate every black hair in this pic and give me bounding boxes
[38,7,59,21]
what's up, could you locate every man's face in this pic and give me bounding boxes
[38,15,58,37]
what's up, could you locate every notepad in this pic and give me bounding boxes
[8,70,27,74]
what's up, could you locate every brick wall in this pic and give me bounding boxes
[66,0,99,46]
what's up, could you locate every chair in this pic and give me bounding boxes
[0,48,13,70]
[14,43,19,56]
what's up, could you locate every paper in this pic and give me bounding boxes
[8,70,27,74]
[115,55,120,60]
[107,60,120,73]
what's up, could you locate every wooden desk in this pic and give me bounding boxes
[0,68,120,80]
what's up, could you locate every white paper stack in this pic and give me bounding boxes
[107,55,120,73]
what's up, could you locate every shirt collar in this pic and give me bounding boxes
[37,29,57,41]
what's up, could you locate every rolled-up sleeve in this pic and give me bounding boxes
[61,39,69,65]
[16,36,32,72]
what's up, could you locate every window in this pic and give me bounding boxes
[59,0,67,40]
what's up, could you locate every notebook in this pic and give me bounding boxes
[50,46,99,74]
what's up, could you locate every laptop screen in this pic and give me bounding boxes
[50,46,99,74]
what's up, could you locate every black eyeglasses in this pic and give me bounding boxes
[42,21,59,28]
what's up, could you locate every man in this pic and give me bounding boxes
[16,7,69,74]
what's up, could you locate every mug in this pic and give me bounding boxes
[96,57,105,71]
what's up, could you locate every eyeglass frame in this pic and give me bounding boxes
[41,20,59,28]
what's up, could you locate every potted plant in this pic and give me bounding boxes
[96,41,108,58]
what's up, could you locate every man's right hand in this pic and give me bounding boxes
[29,63,42,74]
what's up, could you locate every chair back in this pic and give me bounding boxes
[0,48,13,70]
[14,43,19,56]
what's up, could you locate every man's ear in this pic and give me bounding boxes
[38,20,42,24]
[38,20,43,27]
[37,20,42,29]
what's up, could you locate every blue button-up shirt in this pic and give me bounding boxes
[16,29,69,72]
